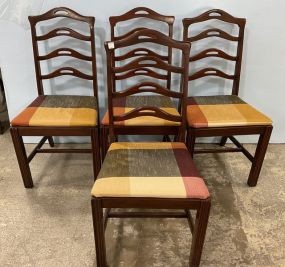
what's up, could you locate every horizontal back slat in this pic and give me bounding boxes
[113,55,184,74]
[189,68,235,81]
[188,29,239,42]
[112,82,182,98]
[115,68,168,81]
[113,107,182,122]
[115,48,168,61]
[41,67,93,80]
[37,27,91,41]
[190,48,237,62]
[38,48,92,61]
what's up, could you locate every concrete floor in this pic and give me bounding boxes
[0,131,284,266]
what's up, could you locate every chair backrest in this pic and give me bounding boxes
[105,29,190,142]
[109,7,175,89]
[183,9,246,95]
[29,7,98,98]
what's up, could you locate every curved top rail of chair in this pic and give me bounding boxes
[183,9,246,28]
[109,7,174,26]
[105,29,190,51]
[112,81,182,98]
[28,7,94,26]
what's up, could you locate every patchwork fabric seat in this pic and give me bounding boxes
[187,95,272,128]
[92,142,209,199]
[102,95,180,126]
[11,95,97,127]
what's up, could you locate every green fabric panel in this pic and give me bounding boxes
[98,148,181,179]
[125,95,176,108]
[190,95,246,105]
[40,95,97,109]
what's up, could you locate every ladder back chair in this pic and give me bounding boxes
[10,7,101,188]
[91,29,211,267]
[109,7,174,89]
[102,8,175,155]
[102,29,187,155]
[183,9,272,186]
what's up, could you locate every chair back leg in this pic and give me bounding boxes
[186,129,196,158]
[219,136,228,146]
[91,128,102,179]
[47,136,54,147]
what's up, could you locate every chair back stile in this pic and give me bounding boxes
[105,29,190,143]
[109,7,175,90]
[28,7,99,100]
[183,9,246,96]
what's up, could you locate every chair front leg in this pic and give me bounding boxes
[91,198,107,267]
[10,127,33,188]
[189,199,211,267]
[91,128,101,179]
[247,125,273,187]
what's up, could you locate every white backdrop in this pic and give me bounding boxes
[0,0,284,143]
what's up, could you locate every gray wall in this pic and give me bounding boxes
[0,0,283,143]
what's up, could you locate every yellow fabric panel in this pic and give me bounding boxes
[28,107,97,126]
[198,104,272,127]
[91,176,187,198]
[70,108,97,126]
[108,142,182,151]
[129,177,186,198]
[234,104,272,125]
[122,107,181,126]
[92,177,130,198]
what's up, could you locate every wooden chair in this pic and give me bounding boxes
[101,7,175,156]
[0,73,9,134]
[109,7,174,88]
[10,7,101,188]
[91,29,211,267]
[183,9,272,187]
